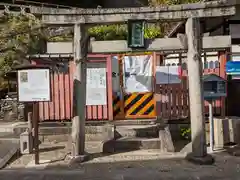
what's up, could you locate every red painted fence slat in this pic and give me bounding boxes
[33,54,112,122]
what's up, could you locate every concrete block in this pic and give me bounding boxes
[20,131,33,154]
[159,125,175,152]
[102,123,115,141]
[212,117,240,147]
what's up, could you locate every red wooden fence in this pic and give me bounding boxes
[29,51,227,122]
[31,54,113,121]
[155,52,227,121]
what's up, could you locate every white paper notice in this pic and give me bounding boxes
[18,69,50,102]
[123,55,153,93]
[86,63,107,105]
[156,66,181,84]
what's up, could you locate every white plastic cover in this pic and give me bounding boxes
[123,55,153,93]
[112,56,120,93]
[86,62,107,105]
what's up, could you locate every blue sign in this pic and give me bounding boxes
[226,61,240,75]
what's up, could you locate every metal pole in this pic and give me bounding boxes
[33,102,39,165]
[209,100,214,153]
[28,109,33,153]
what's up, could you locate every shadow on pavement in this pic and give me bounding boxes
[1,150,240,180]
[39,145,65,153]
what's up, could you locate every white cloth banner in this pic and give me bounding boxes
[86,63,107,105]
[123,55,152,93]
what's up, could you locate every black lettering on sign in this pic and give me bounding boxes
[112,72,120,77]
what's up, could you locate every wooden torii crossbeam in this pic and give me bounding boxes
[38,0,235,24]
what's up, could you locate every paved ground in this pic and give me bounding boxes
[1,140,240,180]
[0,139,19,168]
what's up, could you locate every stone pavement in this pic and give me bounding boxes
[0,139,19,169]
[1,140,240,179]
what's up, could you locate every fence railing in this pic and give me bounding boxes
[156,52,225,121]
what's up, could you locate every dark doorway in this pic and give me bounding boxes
[227,79,240,116]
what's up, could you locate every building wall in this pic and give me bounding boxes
[164,52,219,68]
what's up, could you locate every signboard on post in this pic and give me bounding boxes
[17,68,51,102]
[16,65,51,165]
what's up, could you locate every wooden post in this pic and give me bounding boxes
[33,102,39,165]
[71,23,88,161]
[28,111,33,132]
[185,18,211,163]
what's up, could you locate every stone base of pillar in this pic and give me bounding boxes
[186,153,215,165]
[68,154,89,165]
[159,125,175,152]
[227,145,240,156]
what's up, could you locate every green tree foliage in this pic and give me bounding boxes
[0,13,43,76]
[88,24,164,41]
[0,13,44,92]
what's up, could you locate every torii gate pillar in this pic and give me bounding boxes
[185,18,214,164]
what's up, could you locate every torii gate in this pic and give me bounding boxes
[30,0,236,163]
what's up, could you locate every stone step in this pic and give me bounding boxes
[115,124,160,138]
[103,137,161,153]
[0,132,19,140]
[0,122,161,142]
[0,123,111,141]
[13,124,105,135]
[40,133,104,143]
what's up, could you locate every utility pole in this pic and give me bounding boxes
[185,18,213,164]
[71,23,88,162]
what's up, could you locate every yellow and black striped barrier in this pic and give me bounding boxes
[113,92,156,119]
[124,92,155,118]
[113,95,122,118]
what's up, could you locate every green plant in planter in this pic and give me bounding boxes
[180,127,191,140]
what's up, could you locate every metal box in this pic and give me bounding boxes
[20,131,33,154]
[203,74,227,99]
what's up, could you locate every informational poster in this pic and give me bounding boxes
[86,63,107,105]
[18,69,50,102]
[123,55,153,93]
[156,66,181,84]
